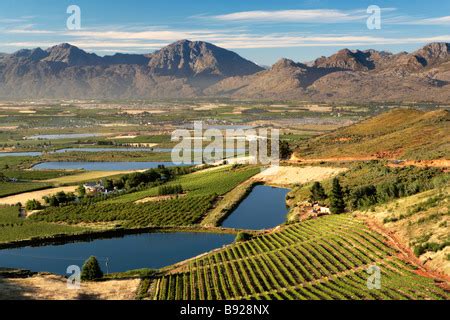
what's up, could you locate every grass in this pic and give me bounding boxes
[296,109,450,160]
[359,186,449,269]
[2,170,78,181]
[0,206,89,244]
[44,171,134,185]
[150,214,449,300]
[0,182,51,198]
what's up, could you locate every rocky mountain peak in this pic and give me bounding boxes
[148,40,263,78]
[413,42,450,66]
[44,43,102,66]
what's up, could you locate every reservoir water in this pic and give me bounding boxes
[222,185,290,230]
[0,232,234,275]
[32,161,186,171]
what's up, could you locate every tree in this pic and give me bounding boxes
[81,256,103,281]
[310,182,327,203]
[103,179,114,191]
[25,199,43,211]
[77,184,86,197]
[279,140,292,160]
[330,178,345,214]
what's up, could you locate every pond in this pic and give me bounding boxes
[25,133,104,140]
[221,185,290,230]
[0,232,234,275]
[32,161,188,171]
[54,148,246,153]
[0,152,42,157]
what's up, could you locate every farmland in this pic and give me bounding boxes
[0,206,88,243]
[0,102,448,301]
[30,165,260,228]
[0,182,51,198]
[151,214,448,300]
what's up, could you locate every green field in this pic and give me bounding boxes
[0,182,51,198]
[30,165,260,228]
[2,170,78,181]
[151,214,448,300]
[108,165,261,203]
[0,206,88,243]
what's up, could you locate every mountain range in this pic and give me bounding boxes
[1,40,449,102]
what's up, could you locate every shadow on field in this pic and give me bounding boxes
[0,276,38,300]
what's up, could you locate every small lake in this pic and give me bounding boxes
[0,152,42,157]
[0,232,234,275]
[55,148,246,153]
[32,161,187,171]
[25,133,104,140]
[0,148,246,157]
[222,185,290,230]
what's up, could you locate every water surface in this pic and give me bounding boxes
[25,133,104,140]
[32,161,187,171]
[0,232,234,275]
[222,185,290,230]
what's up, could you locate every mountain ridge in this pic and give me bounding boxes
[1,40,449,101]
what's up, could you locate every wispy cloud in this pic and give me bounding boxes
[208,8,397,23]
[212,9,364,23]
[413,15,450,25]
[4,30,450,52]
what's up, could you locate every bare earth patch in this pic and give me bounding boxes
[0,274,139,300]
[0,186,77,205]
[135,194,187,204]
[253,166,347,186]
[44,171,136,185]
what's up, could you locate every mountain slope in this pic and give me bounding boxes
[209,42,450,102]
[1,41,450,101]
[295,109,450,160]
[0,40,262,99]
[148,40,263,78]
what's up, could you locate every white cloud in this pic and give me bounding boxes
[212,9,366,23]
[415,16,450,25]
[4,33,450,52]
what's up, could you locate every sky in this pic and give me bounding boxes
[0,0,450,65]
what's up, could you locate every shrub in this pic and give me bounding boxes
[81,256,104,281]
[158,184,183,196]
[235,232,252,242]
[25,199,43,211]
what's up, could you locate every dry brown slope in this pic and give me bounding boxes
[295,108,450,160]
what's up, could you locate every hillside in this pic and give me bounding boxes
[150,214,449,300]
[358,186,450,276]
[294,109,450,160]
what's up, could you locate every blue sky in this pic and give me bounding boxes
[0,0,449,65]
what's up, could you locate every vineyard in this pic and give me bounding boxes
[31,194,217,227]
[30,166,260,228]
[108,165,260,203]
[151,214,449,300]
[0,206,87,243]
